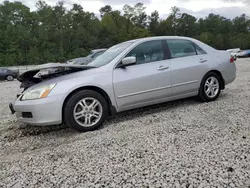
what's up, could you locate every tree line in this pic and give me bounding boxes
[0,1,249,66]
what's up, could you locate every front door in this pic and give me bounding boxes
[113,40,172,111]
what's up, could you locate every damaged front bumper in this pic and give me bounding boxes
[9,103,15,114]
[10,63,96,126]
[11,94,64,126]
[9,94,22,114]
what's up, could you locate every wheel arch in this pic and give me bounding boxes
[62,86,116,121]
[205,70,225,90]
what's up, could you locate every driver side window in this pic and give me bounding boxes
[126,40,164,65]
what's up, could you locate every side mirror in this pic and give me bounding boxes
[121,56,136,66]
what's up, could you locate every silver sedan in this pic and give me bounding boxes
[11,36,236,132]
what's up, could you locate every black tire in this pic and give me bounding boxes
[64,90,108,132]
[6,75,14,81]
[198,72,222,102]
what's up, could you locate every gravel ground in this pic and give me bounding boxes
[0,59,250,188]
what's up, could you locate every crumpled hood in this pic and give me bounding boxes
[17,63,95,82]
[17,63,96,91]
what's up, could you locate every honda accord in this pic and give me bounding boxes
[10,36,236,132]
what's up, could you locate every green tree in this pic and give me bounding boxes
[169,6,181,35]
[0,1,250,66]
[123,3,147,28]
[99,5,112,18]
[148,10,160,35]
[177,13,197,37]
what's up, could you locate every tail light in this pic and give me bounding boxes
[230,56,235,63]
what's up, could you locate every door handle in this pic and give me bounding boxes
[158,65,169,71]
[199,59,207,63]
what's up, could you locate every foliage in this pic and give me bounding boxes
[0,1,249,66]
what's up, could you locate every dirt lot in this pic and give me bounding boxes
[0,59,250,187]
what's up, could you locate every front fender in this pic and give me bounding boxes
[49,72,117,110]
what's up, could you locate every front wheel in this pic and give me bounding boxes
[199,72,222,102]
[64,90,108,132]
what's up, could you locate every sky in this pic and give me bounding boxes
[2,0,250,19]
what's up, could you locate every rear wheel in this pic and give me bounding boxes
[199,72,222,102]
[6,75,14,81]
[64,90,108,132]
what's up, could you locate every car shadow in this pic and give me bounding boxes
[111,92,230,124]
[10,93,230,138]
[12,97,199,137]
[104,97,200,125]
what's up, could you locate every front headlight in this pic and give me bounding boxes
[22,83,56,100]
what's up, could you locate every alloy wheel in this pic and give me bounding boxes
[204,76,220,98]
[73,97,103,127]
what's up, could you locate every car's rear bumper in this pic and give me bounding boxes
[221,63,236,86]
[12,95,64,126]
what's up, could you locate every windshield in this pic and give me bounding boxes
[89,41,134,67]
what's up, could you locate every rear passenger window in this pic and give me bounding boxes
[166,39,197,59]
[195,44,207,55]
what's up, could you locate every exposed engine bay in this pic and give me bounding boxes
[17,63,95,91]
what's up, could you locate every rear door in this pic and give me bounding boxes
[113,40,172,111]
[165,39,210,96]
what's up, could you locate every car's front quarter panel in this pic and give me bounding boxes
[14,94,64,126]
[51,69,115,112]
[13,68,114,126]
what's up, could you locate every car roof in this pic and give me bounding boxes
[126,36,201,43]
[112,36,201,48]
[125,36,218,54]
